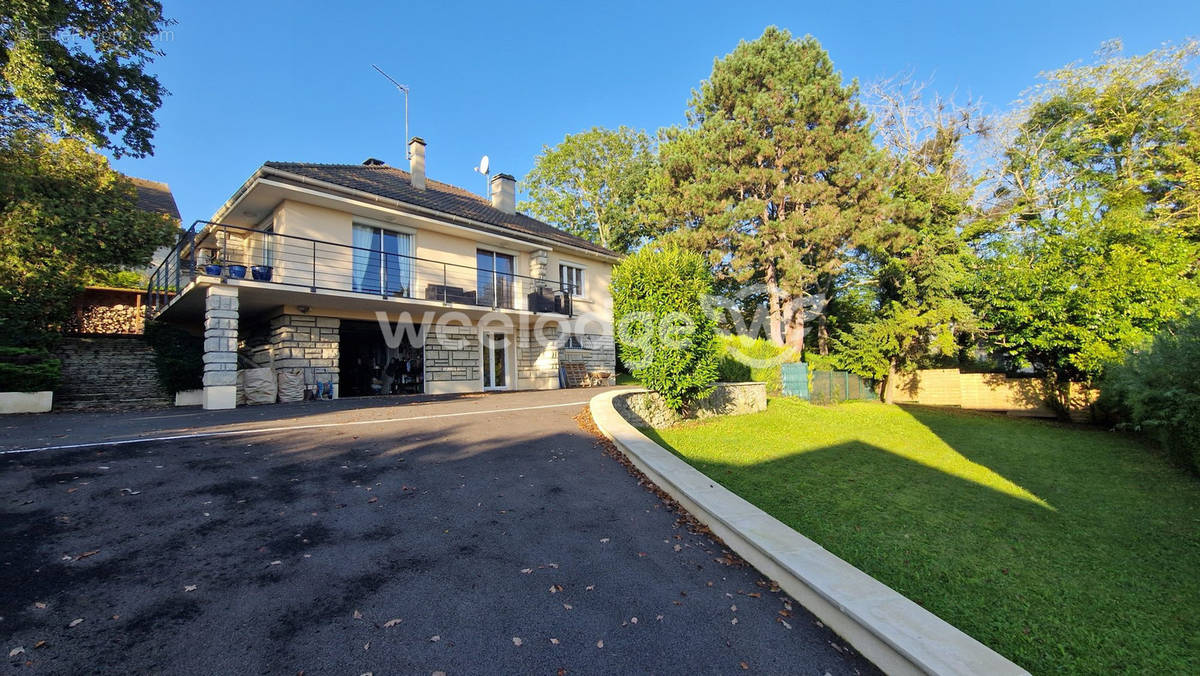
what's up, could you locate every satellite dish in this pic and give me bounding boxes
[478,155,490,174]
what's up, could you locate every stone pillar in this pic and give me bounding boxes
[530,249,550,289]
[202,285,239,409]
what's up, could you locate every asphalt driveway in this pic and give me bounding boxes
[1,389,875,674]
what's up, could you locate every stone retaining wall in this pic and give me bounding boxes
[614,382,767,428]
[55,335,170,410]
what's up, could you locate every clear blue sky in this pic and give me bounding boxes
[109,0,1200,226]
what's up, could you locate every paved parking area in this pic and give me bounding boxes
[1,390,875,674]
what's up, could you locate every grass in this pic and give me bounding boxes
[647,398,1200,673]
[615,372,641,386]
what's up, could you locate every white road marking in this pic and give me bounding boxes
[1,400,592,456]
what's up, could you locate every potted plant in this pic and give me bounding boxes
[251,264,273,281]
[203,250,223,276]
[226,261,247,279]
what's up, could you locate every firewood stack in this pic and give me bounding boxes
[65,304,147,335]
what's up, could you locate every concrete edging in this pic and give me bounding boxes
[589,389,1028,676]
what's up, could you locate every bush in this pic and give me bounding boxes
[1101,314,1200,474]
[0,346,61,392]
[715,334,801,393]
[144,321,203,395]
[612,246,719,412]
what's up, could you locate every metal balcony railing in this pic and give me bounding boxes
[147,220,573,317]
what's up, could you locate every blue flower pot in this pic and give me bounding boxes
[227,264,247,279]
[251,265,273,281]
[203,263,223,276]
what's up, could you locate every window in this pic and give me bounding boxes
[563,334,584,349]
[560,263,584,297]
[477,249,515,308]
[352,224,412,295]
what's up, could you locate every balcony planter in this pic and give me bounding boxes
[0,391,53,414]
[203,263,223,276]
[226,264,248,279]
[250,265,273,281]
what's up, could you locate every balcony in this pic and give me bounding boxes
[147,221,572,317]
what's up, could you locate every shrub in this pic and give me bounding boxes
[715,334,801,393]
[0,346,61,392]
[144,321,203,395]
[612,246,719,412]
[1101,314,1200,474]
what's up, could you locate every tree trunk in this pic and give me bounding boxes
[764,260,784,345]
[783,303,805,353]
[882,358,898,404]
[817,315,830,356]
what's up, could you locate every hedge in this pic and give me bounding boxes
[0,346,61,392]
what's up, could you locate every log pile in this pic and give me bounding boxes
[65,304,146,335]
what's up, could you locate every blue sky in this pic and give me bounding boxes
[109,1,1200,225]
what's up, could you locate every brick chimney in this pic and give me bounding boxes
[490,173,515,214]
[408,137,426,190]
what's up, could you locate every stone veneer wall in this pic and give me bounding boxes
[559,332,616,386]
[267,314,340,389]
[517,324,559,387]
[425,324,480,390]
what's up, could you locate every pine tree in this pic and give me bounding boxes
[654,27,883,349]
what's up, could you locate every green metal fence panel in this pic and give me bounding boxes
[781,362,809,399]
[810,370,876,404]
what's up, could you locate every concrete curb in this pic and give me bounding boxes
[589,390,1029,676]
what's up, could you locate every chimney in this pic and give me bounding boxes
[408,137,426,190]
[490,173,515,214]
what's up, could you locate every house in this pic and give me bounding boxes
[147,138,618,409]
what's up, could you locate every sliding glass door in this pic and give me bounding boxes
[476,249,515,308]
[353,225,412,295]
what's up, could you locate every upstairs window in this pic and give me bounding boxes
[559,263,584,298]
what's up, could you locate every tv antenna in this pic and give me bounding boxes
[474,154,490,197]
[372,64,411,159]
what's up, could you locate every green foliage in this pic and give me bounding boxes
[1101,315,1200,473]
[0,0,172,157]
[0,346,61,391]
[835,80,979,386]
[143,321,202,395]
[973,41,1200,386]
[612,246,719,411]
[715,334,800,393]
[519,126,655,254]
[0,132,177,345]
[83,268,148,289]
[654,27,884,348]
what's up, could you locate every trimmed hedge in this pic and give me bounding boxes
[0,346,61,392]
[716,334,801,393]
[1101,314,1200,474]
[612,246,719,412]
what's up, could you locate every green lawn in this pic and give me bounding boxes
[615,372,641,386]
[647,399,1200,673]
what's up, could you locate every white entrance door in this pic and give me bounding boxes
[482,332,509,390]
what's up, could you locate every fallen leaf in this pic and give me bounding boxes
[656,615,663,621]
[563,603,573,610]
[747,592,761,598]
[596,640,604,648]
[270,560,282,566]
[430,635,441,642]
[512,637,523,646]
[549,638,560,645]
[731,618,738,625]
[9,647,24,657]
[520,568,533,574]
[368,497,378,504]
[33,641,46,650]
[630,617,638,624]
[353,609,363,619]
[731,605,737,612]
[76,550,99,560]
[363,642,370,651]
[740,662,750,670]
[600,538,610,543]
[184,585,197,592]
[585,585,595,591]
[68,618,83,628]
[383,618,402,628]
[549,584,563,593]
[673,545,681,552]
[34,602,46,609]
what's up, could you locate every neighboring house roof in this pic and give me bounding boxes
[261,162,616,258]
[128,177,181,221]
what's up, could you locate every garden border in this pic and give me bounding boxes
[589,389,1029,676]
